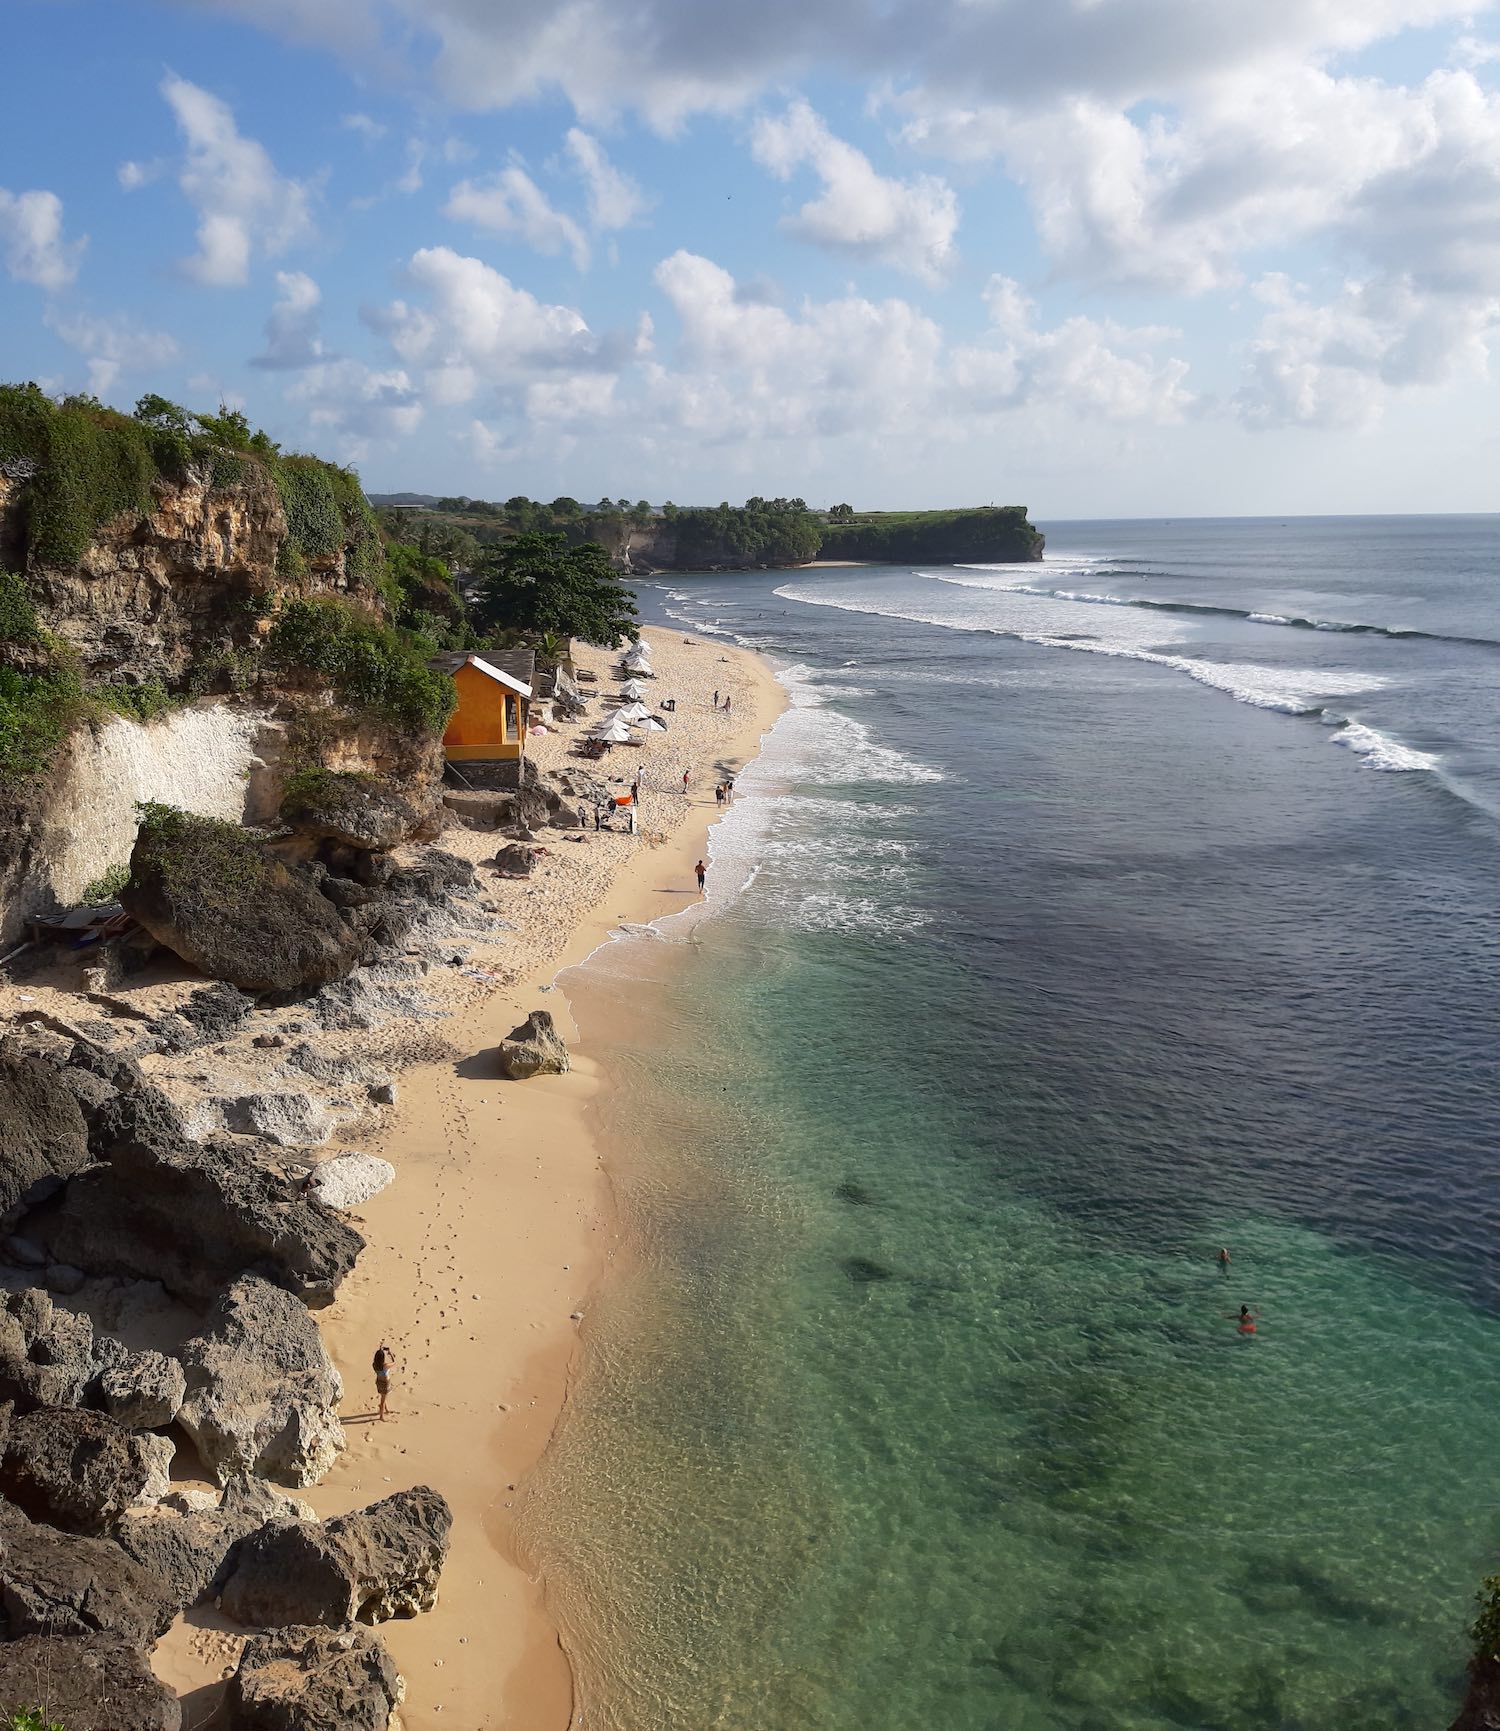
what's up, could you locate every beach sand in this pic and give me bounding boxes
[145,625,786,1728]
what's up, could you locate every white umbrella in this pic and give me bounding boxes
[639,714,668,731]
[616,701,651,722]
[620,678,647,701]
[622,644,654,670]
[588,714,634,743]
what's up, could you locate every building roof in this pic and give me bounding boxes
[430,648,535,698]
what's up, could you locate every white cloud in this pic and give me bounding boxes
[251,270,329,369]
[285,358,425,460]
[161,73,313,286]
[445,167,590,269]
[954,277,1193,422]
[564,128,650,230]
[341,112,386,142]
[0,189,85,289]
[365,246,602,407]
[752,101,958,281]
[117,159,166,191]
[1236,271,1499,428]
[43,307,180,397]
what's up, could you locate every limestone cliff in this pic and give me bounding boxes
[0,397,449,942]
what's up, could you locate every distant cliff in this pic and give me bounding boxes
[819,507,1043,565]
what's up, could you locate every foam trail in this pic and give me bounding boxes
[1332,723,1440,772]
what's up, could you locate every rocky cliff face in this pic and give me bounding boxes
[0,461,441,941]
[2,461,369,688]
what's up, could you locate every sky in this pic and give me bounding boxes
[2,0,1500,516]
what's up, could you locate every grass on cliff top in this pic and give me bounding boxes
[0,384,389,592]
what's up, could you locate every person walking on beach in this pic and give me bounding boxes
[592,803,602,830]
[576,801,588,830]
[723,694,732,717]
[713,689,719,709]
[695,859,707,891]
[632,773,642,805]
[682,768,690,794]
[725,777,735,802]
[715,783,725,806]
[373,1342,395,1420]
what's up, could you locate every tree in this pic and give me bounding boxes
[548,495,582,521]
[829,502,854,521]
[470,532,638,647]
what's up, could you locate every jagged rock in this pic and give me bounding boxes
[309,1154,395,1211]
[0,1500,174,1643]
[223,1092,336,1149]
[368,1080,396,1106]
[151,982,255,1053]
[280,770,430,853]
[286,1042,367,1087]
[114,1473,307,1614]
[41,1263,86,1295]
[122,810,365,994]
[84,1081,184,1160]
[387,849,476,904]
[0,1634,181,1731]
[220,1486,451,1628]
[494,843,535,876]
[39,1127,363,1308]
[0,1288,100,1413]
[226,1624,404,1731]
[0,1406,174,1533]
[351,850,396,889]
[177,1276,344,1487]
[495,1009,569,1079]
[320,875,379,909]
[100,1350,187,1430]
[0,1052,93,1220]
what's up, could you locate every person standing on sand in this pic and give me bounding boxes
[373,1343,395,1419]
[713,689,719,709]
[577,801,588,830]
[682,769,690,794]
[695,859,707,890]
[632,773,642,805]
[715,783,726,806]
[724,694,732,717]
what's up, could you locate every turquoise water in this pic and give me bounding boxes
[522,524,1500,1729]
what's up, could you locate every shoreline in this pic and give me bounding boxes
[276,626,785,1728]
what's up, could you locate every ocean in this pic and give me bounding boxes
[522,516,1500,1731]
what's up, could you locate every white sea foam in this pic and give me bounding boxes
[1331,723,1440,772]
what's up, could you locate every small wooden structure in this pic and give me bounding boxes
[432,650,536,768]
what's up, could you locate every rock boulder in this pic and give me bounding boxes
[495,1009,569,1079]
[0,1406,174,1534]
[219,1486,451,1628]
[0,1501,175,1644]
[122,807,364,993]
[39,1127,362,1308]
[100,1349,187,1430]
[0,1051,93,1221]
[0,1287,101,1413]
[226,1624,404,1731]
[280,769,429,852]
[0,1635,181,1731]
[177,1276,344,1487]
[114,1473,308,1614]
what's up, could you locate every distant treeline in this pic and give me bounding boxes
[375,494,1043,570]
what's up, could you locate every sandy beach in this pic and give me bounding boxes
[133,624,785,1727]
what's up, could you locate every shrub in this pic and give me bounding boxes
[0,660,88,788]
[267,597,455,736]
[1473,1574,1500,1662]
[5,1710,67,1731]
[0,570,40,643]
[97,679,178,723]
[80,861,131,905]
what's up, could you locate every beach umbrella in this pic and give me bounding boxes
[588,714,634,743]
[620,678,647,700]
[639,714,668,731]
[616,701,651,722]
[622,643,654,670]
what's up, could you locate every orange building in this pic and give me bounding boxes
[434,651,535,766]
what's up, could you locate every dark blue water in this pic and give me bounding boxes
[527,517,1500,1731]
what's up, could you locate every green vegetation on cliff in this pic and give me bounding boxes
[669,497,822,567]
[267,596,456,734]
[819,506,1043,564]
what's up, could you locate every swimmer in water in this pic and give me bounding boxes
[1217,1247,1231,1268]
[1226,1305,1258,1334]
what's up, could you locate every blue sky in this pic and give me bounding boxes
[3,0,1500,515]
